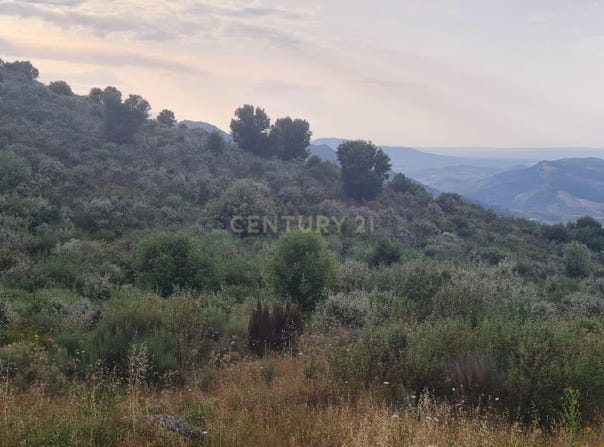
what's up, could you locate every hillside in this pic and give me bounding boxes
[467,158,604,222]
[1,60,604,446]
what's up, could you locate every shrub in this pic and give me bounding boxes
[313,291,371,334]
[563,241,592,278]
[331,323,407,394]
[272,231,336,311]
[443,353,504,406]
[368,236,402,268]
[248,302,304,355]
[212,179,276,235]
[84,305,178,377]
[134,231,217,297]
[336,260,374,292]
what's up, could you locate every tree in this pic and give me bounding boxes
[123,94,151,129]
[336,140,391,200]
[2,60,39,81]
[272,231,336,312]
[230,104,271,156]
[49,80,73,96]
[101,87,151,143]
[134,231,216,296]
[268,117,312,160]
[390,172,425,196]
[206,130,226,153]
[88,87,103,104]
[157,109,176,127]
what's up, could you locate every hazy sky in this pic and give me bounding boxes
[1,0,604,147]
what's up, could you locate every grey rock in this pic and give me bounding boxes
[138,414,206,442]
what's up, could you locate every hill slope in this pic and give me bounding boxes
[467,158,604,222]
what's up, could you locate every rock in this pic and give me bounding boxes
[138,414,206,442]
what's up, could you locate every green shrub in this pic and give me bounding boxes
[563,241,592,278]
[313,291,371,334]
[368,236,402,268]
[272,231,336,311]
[134,231,217,297]
[84,306,167,375]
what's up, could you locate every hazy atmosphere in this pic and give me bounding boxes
[2,2,604,446]
[3,0,604,147]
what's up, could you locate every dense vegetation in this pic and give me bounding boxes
[1,59,603,446]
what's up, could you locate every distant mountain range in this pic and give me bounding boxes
[465,158,604,223]
[309,138,604,223]
[311,138,535,173]
[180,125,604,223]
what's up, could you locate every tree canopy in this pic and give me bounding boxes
[100,87,151,143]
[230,104,271,156]
[157,109,176,127]
[336,140,392,200]
[231,105,312,160]
[269,117,312,160]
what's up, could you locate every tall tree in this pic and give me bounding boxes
[157,109,176,127]
[101,88,150,143]
[230,104,271,156]
[269,117,312,160]
[336,140,391,200]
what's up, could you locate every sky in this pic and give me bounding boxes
[1,0,604,149]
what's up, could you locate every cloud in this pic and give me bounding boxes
[0,0,311,46]
[0,35,211,76]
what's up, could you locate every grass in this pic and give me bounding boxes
[1,340,603,446]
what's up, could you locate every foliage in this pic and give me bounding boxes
[101,87,151,143]
[272,231,336,311]
[269,116,312,160]
[48,81,73,96]
[133,231,216,296]
[156,109,176,127]
[336,140,392,200]
[230,104,271,156]
[248,302,304,355]
[368,236,402,267]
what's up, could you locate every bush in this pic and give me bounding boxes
[368,236,402,268]
[134,231,217,296]
[272,231,336,311]
[313,291,371,334]
[443,353,504,406]
[331,323,407,393]
[212,179,276,235]
[84,305,177,377]
[248,302,304,355]
[563,241,592,278]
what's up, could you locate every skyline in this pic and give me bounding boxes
[2,0,604,148]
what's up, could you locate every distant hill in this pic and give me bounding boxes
[467,158,604,222]
[311,138,532,174]
[308,144,338,163]
[180,120,232,140]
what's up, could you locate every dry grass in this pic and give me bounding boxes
[1,350,603,447]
